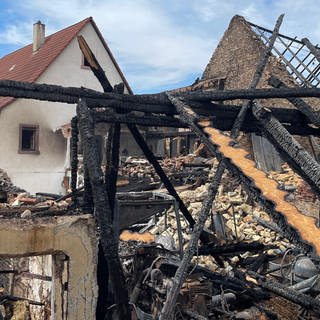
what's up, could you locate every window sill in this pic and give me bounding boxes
[18,150,40,155]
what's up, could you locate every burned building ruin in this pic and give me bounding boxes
[1,14,320,320]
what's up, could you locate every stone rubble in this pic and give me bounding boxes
[145,159,294,275]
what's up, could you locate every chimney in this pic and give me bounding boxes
[33,21,45,52]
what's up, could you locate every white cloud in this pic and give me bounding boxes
[0,1,215,92]
[0,22,32,45]
[2,1,320,92]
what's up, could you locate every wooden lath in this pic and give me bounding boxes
[249,21,320,87]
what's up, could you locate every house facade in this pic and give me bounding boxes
[0,18,133,194]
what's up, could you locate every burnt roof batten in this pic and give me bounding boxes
[250,20,320,88]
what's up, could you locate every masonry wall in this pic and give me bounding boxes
[202,15,317,158]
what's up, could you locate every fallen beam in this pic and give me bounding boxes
[252,101,320,195]
[199,120,320,254]
[127,123,195,228]
[248,271,320,314]
[160,163,225,320]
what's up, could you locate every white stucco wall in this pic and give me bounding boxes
[0,22,130,194]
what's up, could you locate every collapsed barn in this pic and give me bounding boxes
[2,14,320,320]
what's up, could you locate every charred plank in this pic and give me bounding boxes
[78,35,113,92]
[180,86,320,102]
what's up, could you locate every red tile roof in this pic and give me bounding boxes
[0,17,132,110]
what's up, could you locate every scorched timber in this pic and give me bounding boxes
[92,106,320,135]
[269,76,320,127]
[198,120,320,255]
[252,102,320,195]
[0,79,319,134]
[4,78,320,111]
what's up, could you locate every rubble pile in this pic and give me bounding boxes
[1,157,320,319]
[118,159,320,319]
[118,155,211,190]
[0,190,71,217]
[269,164,319,217]
[0,168,24,194]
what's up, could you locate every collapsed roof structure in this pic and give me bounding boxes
[2,14,320,319]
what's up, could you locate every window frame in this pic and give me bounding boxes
[19,124,40,154]
[81,54,91,70]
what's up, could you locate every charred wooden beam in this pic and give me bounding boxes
[252,101,320,195]
[78,35,113,92]
[70,117,79,203]
[231,13,284,138]
[77,37,125,319]
[77,99,130,319]
[146,130,195,138]
[0,79,170,106]
[302,37,320,64]
[269,76,320,127]
[93,111,188,127]
[198,241,274,256]
[160,162,225,320]
[105,123,121,213]
[93,106,320,135]
[4,78,320,111]
[127,123,195,228]
[180,86,320,101]
[248,271,320,314]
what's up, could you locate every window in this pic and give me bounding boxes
[19,124,40,154]
[81,54,91,69]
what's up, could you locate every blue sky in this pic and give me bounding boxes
[0,0,320,93]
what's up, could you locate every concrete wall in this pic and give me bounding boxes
[0,22,131,194]
[0,215,97,319]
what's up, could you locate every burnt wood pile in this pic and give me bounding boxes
[1,14,320,320]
